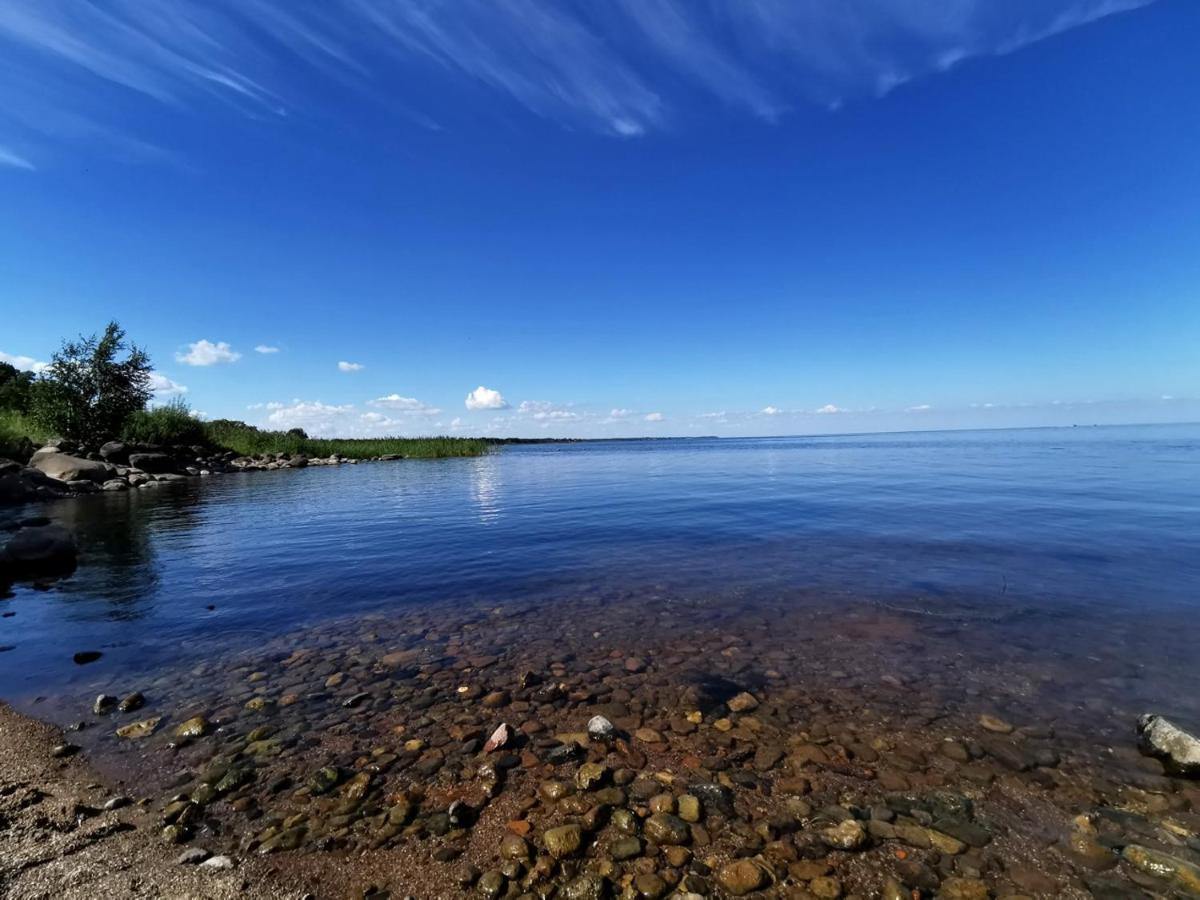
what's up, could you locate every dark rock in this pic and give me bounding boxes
[3,524,77,576]
[73,650,102,665]
[128,452,177,474]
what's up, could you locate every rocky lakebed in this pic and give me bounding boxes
[4,582,1200,899]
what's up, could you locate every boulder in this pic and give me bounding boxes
[99,441,131,464]
[128,452,176,474]
[0,473,37,505]
[29,450,112,483]
[1138,714,1200,776]
[2,524,77,576]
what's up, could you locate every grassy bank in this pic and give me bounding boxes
[0,408,488,462]
[203,419,488,459]
[0,409,49,458]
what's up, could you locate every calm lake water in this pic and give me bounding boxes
[2,423,1199,711]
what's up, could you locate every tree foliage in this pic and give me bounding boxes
[32,321,153,443]
[0,362,35,413]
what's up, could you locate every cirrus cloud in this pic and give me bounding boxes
[254,344,280,354]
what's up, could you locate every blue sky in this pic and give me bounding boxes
[1,0,1197,437]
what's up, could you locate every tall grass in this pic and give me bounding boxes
[0,409,48,460]
[201,419,488,460]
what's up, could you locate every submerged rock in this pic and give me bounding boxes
[587,715,615,740]
[1137,714,1200,776]
[1122,844,1200,894]
[2,524,77,576]
[116,716,161,739]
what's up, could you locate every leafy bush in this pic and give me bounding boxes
[31,321,152,444]
[123,398,207,446]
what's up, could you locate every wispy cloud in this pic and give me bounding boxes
[644,411,664,422]
[0,0,1154,161]
[369,393,440,415]
[176,339,241,366]
[761,405,782,416]
[254,344,280,354]
[337,360,364,372]
[815,404,842,415]
[0,145,34,170]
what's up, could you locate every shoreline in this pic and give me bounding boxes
[5,586,1200,898]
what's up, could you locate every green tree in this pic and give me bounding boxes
[32,321,153,443]
[0,362,35,412]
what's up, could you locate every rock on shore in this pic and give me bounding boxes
[1138,714,1200,776]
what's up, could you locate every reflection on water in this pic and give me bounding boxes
[469,455,503,525]
[0,424,1198,707]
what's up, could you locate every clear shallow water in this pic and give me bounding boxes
[2,423,1198,704]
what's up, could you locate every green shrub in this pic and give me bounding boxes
[0,409,47,461]
[31,321,152,444]
[123,397,207,446]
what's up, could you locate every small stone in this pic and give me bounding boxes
[633,873,667,898]
[174,716,208,739]
[103,796,131,811]
[937,877,990,900]
[576,762,607,790]
[93,694,117,715]
[610,836,642,860]
[116,716,161,739]
[117,692,145,712]
[978,714,1013,734]
[477,871,506,899]
[727,692,759,713]
[73,651,102,665]
[635,727,664,744]
[587,715,615,740]
[809,876,843,899]
[644,812,690,845]
[820,819,867,851]
[677,794,702,822]
[499,833,529,861]
[926,829,966,855]
[1066,830,1116,870]
[543,824,583,859]
[561,874,606,900]
[716,859,767,895]
[624,657,646,673]
[307,766,341,795]
[484,722,510,753]
[51,743,79,758]
[176,848,209,865]
[199,855,235,870]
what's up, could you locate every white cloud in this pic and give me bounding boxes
[815,404,841,415]
[254,344,280,354]
[148,372,188,396]
[176,339,241,366]
[906,403,932,412]
[0,350,49,373]
[0,146,34,170]
[699,411,726,419]
[518,399,578,421]
[369,393,440,415]
[644,412,664,422]
[761,405,782,416]
[337,360,364,372]
[466,385,509,410]
[609,408,632,419]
